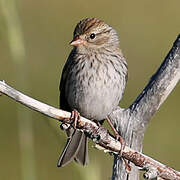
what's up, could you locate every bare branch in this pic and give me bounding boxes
[0,79,180,180]
[0,34,179,180]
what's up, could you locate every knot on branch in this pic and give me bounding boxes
[85,123,110,145]
[143,165,158,179]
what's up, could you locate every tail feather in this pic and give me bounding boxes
[57,130,88,167]
[74,133,89,166]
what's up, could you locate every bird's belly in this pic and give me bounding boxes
[65,57,126,121]
[66,78,122,121]
[79,88,120,120]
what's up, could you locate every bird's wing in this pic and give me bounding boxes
[59,49,75,111]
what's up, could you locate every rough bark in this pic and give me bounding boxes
[110,35,180,180]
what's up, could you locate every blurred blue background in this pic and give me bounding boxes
[0,0,179,180]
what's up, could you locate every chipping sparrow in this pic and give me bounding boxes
[58,17,128,167]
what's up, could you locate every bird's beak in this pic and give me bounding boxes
[70,36,84,46]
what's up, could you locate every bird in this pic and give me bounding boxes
[58,17,128,167]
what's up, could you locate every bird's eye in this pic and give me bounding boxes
[90,33,96,39]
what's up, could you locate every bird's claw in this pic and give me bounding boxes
[116,135,125,157]
[70,109,80,129]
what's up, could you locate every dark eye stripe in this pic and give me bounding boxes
[91,28,111,37]
[92,29,111,38]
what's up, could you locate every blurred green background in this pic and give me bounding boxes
[0,0,179,180]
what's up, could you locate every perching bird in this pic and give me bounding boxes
[58,17,128,167]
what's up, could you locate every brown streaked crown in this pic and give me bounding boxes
[73,18,106,37]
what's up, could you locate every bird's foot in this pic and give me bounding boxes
[106,117,125,154]
[116,135,125,157]
[60,110,80,130]
[70,109,80,129]
[106,117,130,172]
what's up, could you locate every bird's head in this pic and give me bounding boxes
[70,18,120,53]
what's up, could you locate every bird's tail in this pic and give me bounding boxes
[57,130,89,167]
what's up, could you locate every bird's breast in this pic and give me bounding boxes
[65,53,127,121]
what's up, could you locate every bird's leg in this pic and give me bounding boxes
[106,117,121,140]
[106,117,125,155]
[106,117,124,145]
[70,109,80,129]
[106,117,126,157]
[106,117,131,172]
